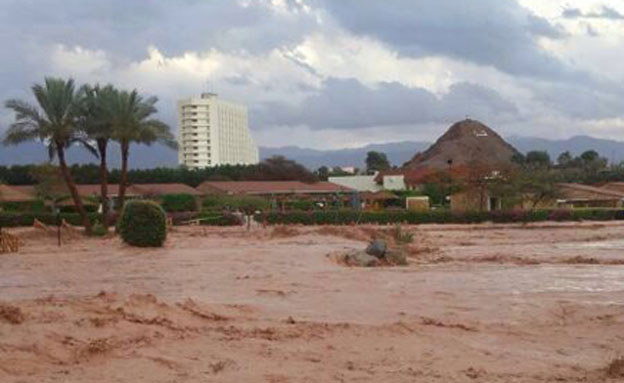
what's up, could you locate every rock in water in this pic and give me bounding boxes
[385,249,408,266]
[343,250,379,267]
[366,240,387,258]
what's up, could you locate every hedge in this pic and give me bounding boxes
[3,208,622,228]
[0,200,47,213]
[199,210,244,226]
[255,209,624,226]
[202,195,270,213]
[160,193,197,212]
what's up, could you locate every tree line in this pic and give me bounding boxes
[0,156,318,187]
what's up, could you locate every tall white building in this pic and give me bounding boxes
[177,93,259,168]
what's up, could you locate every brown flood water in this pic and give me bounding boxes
[1,222,624,382]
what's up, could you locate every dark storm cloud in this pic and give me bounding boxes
[0,0,318,129]
[533,83,624,120]
[0,0,318,59]
[253,78,518,130]
[562,6,624,20]
[1,0,623,144]
[316,0,569,79]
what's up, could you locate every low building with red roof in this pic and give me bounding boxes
[196,181,354,196]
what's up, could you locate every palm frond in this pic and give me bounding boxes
[2,120,43,145]
[5,99,44,123]
[71,137,100,159]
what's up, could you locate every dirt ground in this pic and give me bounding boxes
[2,222,624,382]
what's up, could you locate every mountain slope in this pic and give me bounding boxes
[260,141,431,169]
[0,142,178,169]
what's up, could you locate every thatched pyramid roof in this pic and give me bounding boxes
[404,119,519,170]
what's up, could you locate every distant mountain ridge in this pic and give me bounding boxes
[2,135,624,170]
[261,135,624,169]
[259,141,431,170]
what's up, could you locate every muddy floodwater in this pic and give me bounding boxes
[2,222,624,382]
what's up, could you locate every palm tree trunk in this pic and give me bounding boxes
[57,144,92,234]
[97,138,109,230]
[118,141,129,209]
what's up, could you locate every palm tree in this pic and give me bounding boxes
[3,77,94,233]
[80,84,116,230]
[108,89,176,208]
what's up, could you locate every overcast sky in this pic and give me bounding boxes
[1,0,623,149]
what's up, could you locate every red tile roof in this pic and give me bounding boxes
[4,183,201,201]
[133,183,202,196]
[0,185,37,202]
[197,181,354,195]
[75,184,142,197]
[600,182,624,194]
[557,183,624,201]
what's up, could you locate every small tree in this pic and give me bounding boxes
[525,151,551,168]
[251,156,317,183]
[516,168,561,209]
[316,166,329,181]
[580,150,599,163]
[365,151,391,172]
[557,151,573,167]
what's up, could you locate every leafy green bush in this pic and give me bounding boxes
[256,208,624,226]
[160,193,197,212]
[118,201,167,247]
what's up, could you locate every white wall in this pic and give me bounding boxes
[329,175,382,192]
[383,175,407,191]
[177,93,259,168]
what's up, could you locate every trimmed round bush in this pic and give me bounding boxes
[118,200,167,247]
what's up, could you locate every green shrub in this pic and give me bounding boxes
[118,201,167,247]
[198,211,244,226]
[285,200,316,211]
[160,193,197,212]
[202,195,270,213]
